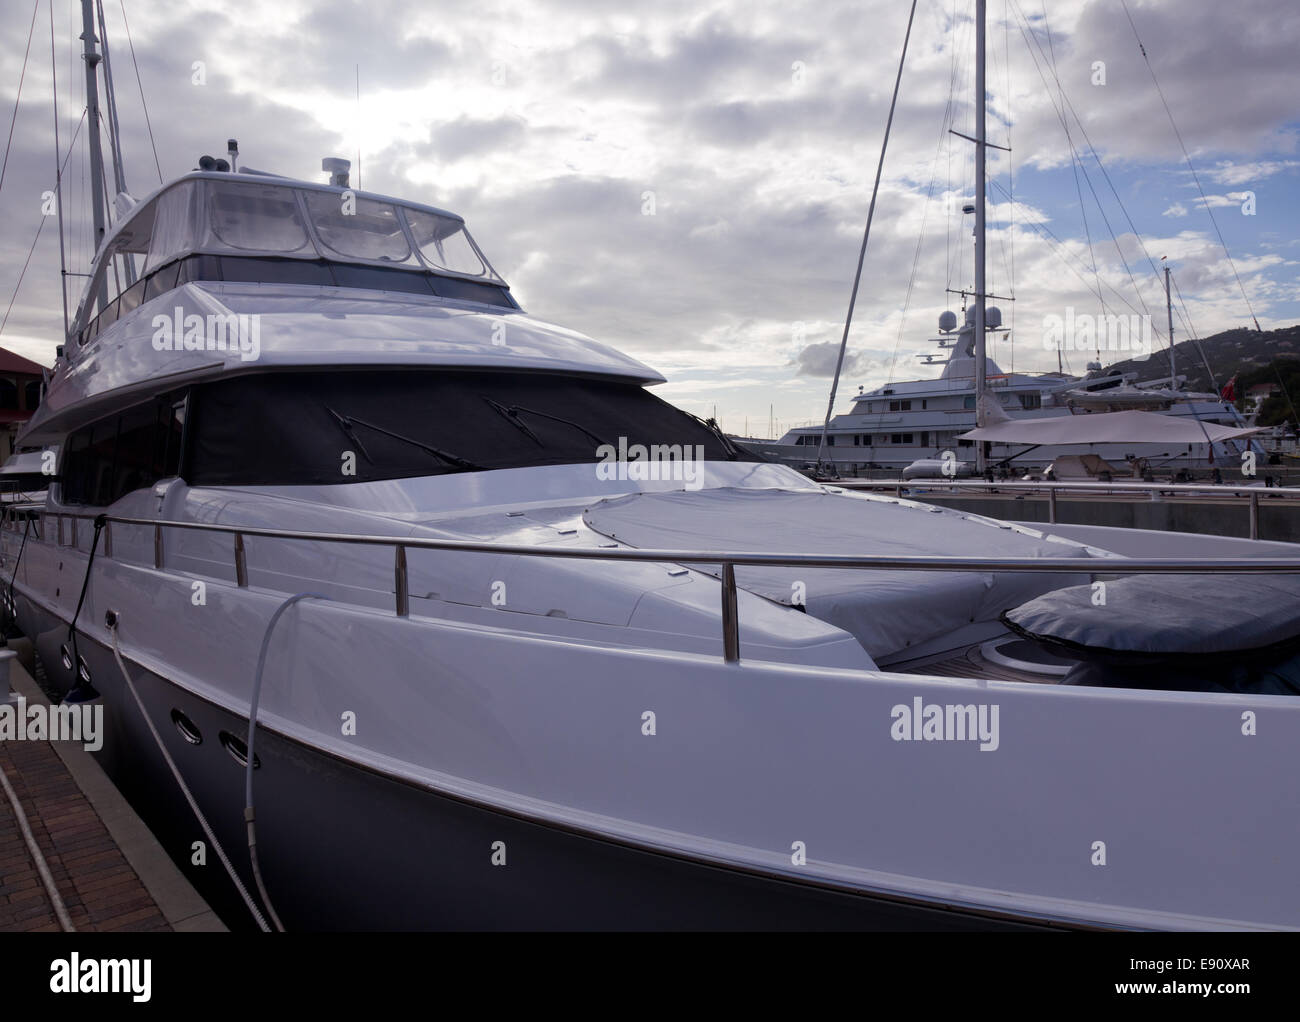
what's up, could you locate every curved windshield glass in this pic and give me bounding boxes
[404,208,489,278]
[304,192,416,264]
[207,180,312,253]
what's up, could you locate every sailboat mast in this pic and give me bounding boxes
[79,0,109,270]
[974,0,988,472]
[1165,263,1175,381]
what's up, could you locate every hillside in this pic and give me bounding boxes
[1099,323,1300,396]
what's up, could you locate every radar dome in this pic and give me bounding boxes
[985,306,1002,328]
[939,311,958,332]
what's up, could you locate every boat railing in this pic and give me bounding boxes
[827,478,1300,540]
[5,504,1300,664]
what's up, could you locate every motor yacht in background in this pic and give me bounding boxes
[3,0,1299,932]
[760,305,1260,478]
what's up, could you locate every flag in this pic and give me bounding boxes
[1220,375,1237,402]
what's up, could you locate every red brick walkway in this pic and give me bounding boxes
[0,734,170,932]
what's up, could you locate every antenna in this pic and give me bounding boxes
[355,65,361,190]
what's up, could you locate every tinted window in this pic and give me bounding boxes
[118,277,146,316]
[143,261,182,301]
[428,276,515,308]
[60,396,186,506]
[329,265,435,294]
[218,258,334,286]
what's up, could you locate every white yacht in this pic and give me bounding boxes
[4,1,1299,932]
[768,305,1259,476]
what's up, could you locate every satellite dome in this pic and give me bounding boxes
[985,306,1002,328]
[965,305,977,324]
[939,311,958,332]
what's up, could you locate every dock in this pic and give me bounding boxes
[0,639,224,932]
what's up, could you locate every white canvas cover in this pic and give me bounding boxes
[582,487,1097,659]
[958,408,1262,445]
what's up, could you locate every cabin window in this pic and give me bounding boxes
[888,400,912,412]
[891,433,913,445]
[963,395,976,410]
[60,395,186,507]
[1020,393,1042,410]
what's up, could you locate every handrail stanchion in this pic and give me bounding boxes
[1250,491,1260,541]
[234,532,248,587]
[395,545,409,617]
[1049,485,1057,524]
[153,524,162,570]
[721,562,740,663]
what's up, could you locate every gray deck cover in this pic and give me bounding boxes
[1006,573,1300,656]
[583,488,1094,659]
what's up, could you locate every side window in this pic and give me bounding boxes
[0,378,16,410]
[59,394,187,507]
[23,380,41,412]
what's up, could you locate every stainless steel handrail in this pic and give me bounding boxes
[6,506,1300,665]
[832,479,1300,496]
[832,478,1298,535]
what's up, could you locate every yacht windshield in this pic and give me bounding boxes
[403,208,488,277]
[185,370,754,487]
[303,191,417,265]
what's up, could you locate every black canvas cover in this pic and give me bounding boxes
[1003,573,1300,694]
[185,369,752,487]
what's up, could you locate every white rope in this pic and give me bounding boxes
[0,742,75,931]
[109,624,271,931]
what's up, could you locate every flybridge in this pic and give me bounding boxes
[69,170,516,351]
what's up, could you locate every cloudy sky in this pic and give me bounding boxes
[1,0,1297,436]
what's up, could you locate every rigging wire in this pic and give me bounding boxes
[1003,0,1015,374]
[0,109,86,340]
[50,0,70,338]
[814,0,919,470]
[117,0,161,183]
[0,1,41,198]
[1167,271,1219,392]
[1039,0,1104,352]
[1118,0,1261,332]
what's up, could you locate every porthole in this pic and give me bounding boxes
[218,730,260,769]
[171,709,202,746]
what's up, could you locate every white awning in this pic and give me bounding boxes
[957,409,1263,445]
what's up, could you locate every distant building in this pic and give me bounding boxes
[0,347,47,460]
[1245,382,1279,415]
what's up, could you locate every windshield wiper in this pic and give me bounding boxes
[480,397,543,446]
[479,398,612,449]
[326,408,482,471]
[691,412,743,460]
